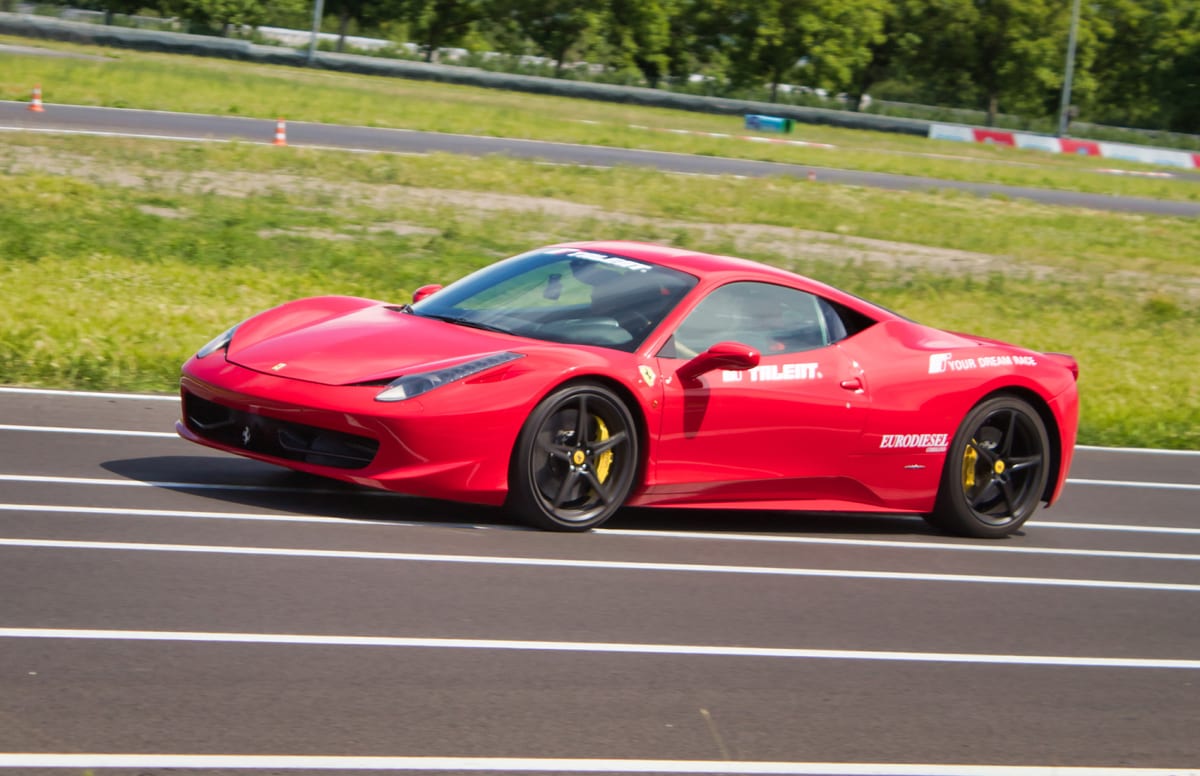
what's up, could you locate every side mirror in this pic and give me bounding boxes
[677,341,760,383]
[413,284,443,303]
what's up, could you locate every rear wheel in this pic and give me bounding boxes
[507,382,639,531]
[926,396,1051,538]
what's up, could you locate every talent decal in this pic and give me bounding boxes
[545,248,652,273]
[721,362,821,383]
[879,433,949,453]
[929,352,1037,374]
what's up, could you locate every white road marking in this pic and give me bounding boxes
[0,753,1192,774]
[0,125,252,144]
[0,125,427,156]
[0,474,368,495]
[1076,444,1200,456]
[1,536,1197,592]
[2,492,1200,544]
[0,754,1193,775]
[0,504,384,526]
[0,386,175,401]
[596,527,1200,558]
[1034,521,1200,535]
[1068,478,1200,491]
[2,626,1198,669]
[0,424,177,438]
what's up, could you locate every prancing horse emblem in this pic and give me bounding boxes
[242,426,251,446]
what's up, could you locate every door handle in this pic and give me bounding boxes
[840,377,864,392]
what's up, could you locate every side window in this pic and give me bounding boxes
[819,297,877,343]
[665,282,831,358]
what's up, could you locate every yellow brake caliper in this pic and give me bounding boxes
[594,417,612,483]
[962,441,978,489]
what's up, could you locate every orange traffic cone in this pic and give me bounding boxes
[29,84,45,112]
[272,118,287,146]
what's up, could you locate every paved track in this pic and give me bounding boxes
[0,387,1197,774]
[2,101,1198,218]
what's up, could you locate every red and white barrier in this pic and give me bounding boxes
[928,122,1199,170]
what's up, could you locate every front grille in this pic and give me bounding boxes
[183,391,379,470]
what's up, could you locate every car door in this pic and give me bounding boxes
[646,281,870,504]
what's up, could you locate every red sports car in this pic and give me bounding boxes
[178,240,1079,537]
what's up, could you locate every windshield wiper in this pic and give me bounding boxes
[418,312,511,335]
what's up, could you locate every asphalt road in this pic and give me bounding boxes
[0,386,1197,775]
[2,100,1199,218]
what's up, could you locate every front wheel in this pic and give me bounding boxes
[926,396,1051,539]
[507,382,639,531]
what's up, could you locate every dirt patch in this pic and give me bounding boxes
[0,42,108,60]
[1,143,1010,273]
[5,142,1194,297]
[258,223,440,241]
[136,204,187,219]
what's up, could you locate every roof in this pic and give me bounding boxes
[563,240,895,320]
[568,240,801,281]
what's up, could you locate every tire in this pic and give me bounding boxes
[507,382,639,531]
[926,396,1051,539]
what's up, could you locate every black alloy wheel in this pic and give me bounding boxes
[508,382,639,531]
[927,395,1051,539]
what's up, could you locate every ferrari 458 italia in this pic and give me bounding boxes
[178,241,1079,537]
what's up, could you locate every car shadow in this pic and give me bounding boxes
[606,506,948,537]
[101,456,520,529]
[102,456,962,538]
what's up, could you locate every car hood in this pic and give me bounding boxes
[227,302,519,385]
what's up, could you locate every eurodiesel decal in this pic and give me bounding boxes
[880,433,949,453]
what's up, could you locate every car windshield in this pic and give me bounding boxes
[410,248,699,352]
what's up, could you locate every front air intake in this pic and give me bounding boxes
[183,391,379,469]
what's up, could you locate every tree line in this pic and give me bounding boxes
[59,0,1200,133]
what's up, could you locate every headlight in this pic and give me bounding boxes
[196,324,240,359]
[375,352,523,402]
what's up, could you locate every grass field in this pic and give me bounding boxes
[1,38,1197,449]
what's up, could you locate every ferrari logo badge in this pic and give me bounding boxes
[994,460,1006,474]
[638,365,656,387]
[241,426,252,446]
[272,363,287,372]
[572,450,586,466]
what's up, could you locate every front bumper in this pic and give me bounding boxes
[177,356,519,506]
